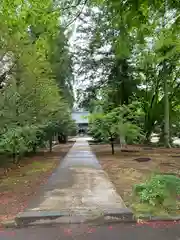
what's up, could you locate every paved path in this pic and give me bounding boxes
[17,138,126,223]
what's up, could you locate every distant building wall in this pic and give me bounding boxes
[72,111,89,134]
[71,111,89,124]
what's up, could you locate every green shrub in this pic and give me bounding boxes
[133,174,180,210]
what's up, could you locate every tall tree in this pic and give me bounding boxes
[49,30,74,107]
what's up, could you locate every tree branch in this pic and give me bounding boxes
[64,0,88,29]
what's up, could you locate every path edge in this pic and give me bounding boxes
[2,209,180,228]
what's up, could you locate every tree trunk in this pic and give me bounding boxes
[64,135,67,143]
[16,155,21,166]
[58,135,61,144]
[111,142,115,155]
[12,151,16,164]
[144,131,151,144]
[58,134,67,144]
[164,76,171,148]
[33,143,37,153]
[49,136,53,152]
[162,1,171,148]
[15,61,21,123]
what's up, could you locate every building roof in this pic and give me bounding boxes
[72,111,89,124]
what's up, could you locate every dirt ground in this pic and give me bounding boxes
[0,142,73,224]
[90,144,180,210]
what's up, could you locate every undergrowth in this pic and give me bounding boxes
[132,174,180,216]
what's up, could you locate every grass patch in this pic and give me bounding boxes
[132,203,180,218]
[132,174,180,217]
[26,161,55,174]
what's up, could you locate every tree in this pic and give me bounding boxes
[88,106,142,154]
[88,112,117,154]
[49,30,75,107]
[0,0,76,166]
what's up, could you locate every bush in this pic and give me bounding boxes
[0,125,46,164]
[133,174,180,210]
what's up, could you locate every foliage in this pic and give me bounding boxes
[88,105,143,147]
[88,113,115,142]
[73,0,180,146]
[0,125,45,159]
[133,174,180,211]
[0,0,75,165]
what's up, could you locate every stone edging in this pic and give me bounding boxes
[1,208,180,228]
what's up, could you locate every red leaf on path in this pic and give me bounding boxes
[87,228,95,233]
[64,228,72,235]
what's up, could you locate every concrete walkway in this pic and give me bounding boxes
[16,138,127,224]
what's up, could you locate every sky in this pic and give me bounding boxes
[67,6,111,107]
[67,8,92,106]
